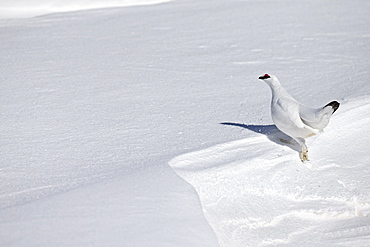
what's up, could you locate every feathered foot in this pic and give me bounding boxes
[299,149,309,162]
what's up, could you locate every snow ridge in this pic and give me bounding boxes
[169,96,370,247]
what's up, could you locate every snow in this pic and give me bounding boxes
[170,96,370,246]
[0,0,171,19]
[1,0,370,246]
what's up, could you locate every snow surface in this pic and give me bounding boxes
[1,0,370,246]
[170,96,370,246]
[0,0,171,19]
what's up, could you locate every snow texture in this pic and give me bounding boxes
[170,97,370,246]
[1,0,370,246]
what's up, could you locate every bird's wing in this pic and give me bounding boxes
[277,98,320,134]
[277,98,305,129]
[299,104,332,131]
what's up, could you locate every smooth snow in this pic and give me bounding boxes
[0,0,171,19]
[1,0,370,246]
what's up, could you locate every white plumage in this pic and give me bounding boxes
[259,74,339,162]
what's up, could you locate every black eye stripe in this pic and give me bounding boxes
[259,74,271,79]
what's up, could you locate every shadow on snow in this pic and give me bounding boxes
[220,122,300,152]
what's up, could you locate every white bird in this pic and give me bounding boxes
[258,74,339,162]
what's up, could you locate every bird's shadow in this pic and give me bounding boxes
[220,122,300,152]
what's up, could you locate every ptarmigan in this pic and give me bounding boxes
[258,74,339,162]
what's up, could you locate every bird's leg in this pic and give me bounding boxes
[296,138,309,162]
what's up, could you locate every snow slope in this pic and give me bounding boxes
[1,0,370,246]
[170,96,370,246]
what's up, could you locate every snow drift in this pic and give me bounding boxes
[170,96,370,246]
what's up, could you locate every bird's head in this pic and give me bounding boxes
[258,73,272,80]
[258,74,280,86]
[258,74,276,81]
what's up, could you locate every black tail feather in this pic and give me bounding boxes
[324,101,340,114]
